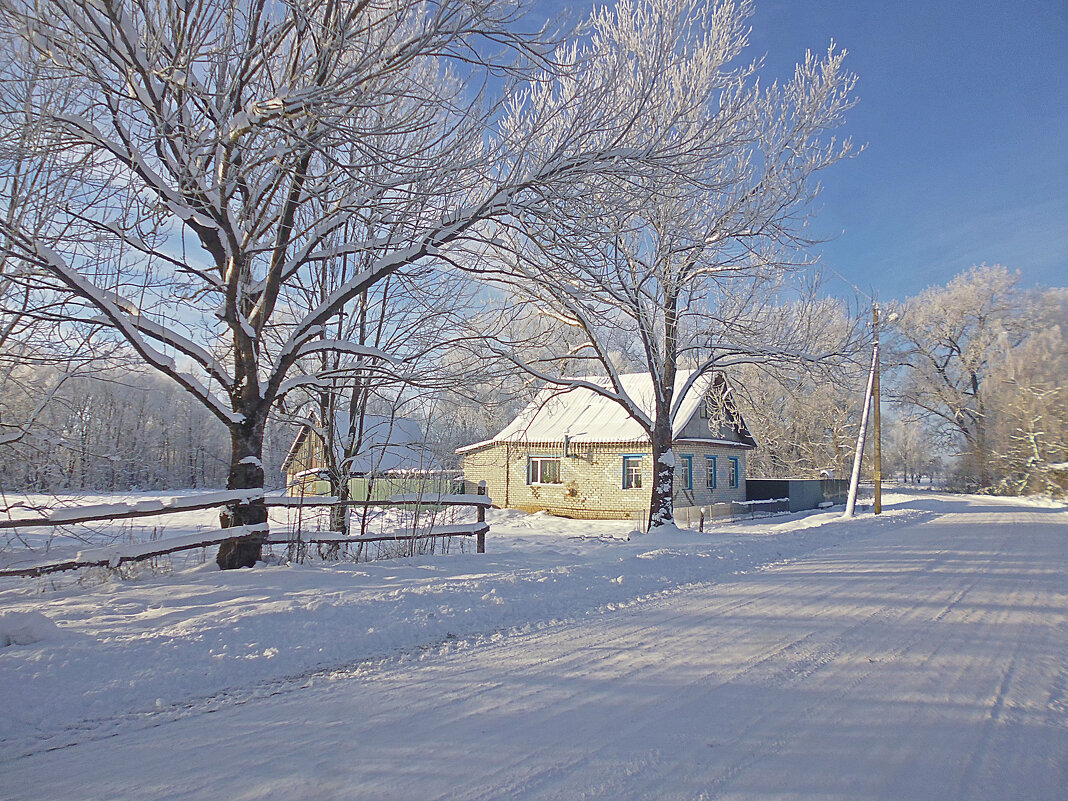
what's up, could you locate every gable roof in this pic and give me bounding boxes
[458,371,755,453]
[282,414,437,474]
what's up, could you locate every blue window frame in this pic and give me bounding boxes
[677,454,693,491]
[729,457,740,488]
[623,454,644,489]
[705,455,717,489]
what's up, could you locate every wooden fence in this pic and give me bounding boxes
[264,490,490,555]
[0,485,490,578]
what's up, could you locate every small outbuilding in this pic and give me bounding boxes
[457,372,756,519]
[745,477,850,512]
[282,414,456,499]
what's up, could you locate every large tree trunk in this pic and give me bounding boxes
[323,466,349,560]
[976,403,989,488]
[329,474,350,536]
[217,417,268,570]
[647,412,675,530]
[646,291,679,531]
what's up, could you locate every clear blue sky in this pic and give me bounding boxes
[529,0,1068,301]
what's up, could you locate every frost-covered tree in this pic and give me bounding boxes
[889,267,1067,496]
[883,417,934,484]
[981,291,1068,496]
[0,0,708,566]
[732,305,866,481]
[476,0,856,528]
[888,265,1030,489]
[282,259,483,535]
[0,47,113,450]
[0,367,234,491]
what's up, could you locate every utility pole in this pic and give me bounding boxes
[843,345,876,519]
[873,303,882,515]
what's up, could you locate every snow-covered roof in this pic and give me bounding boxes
[459,371,753,453]
[283,414,437,474]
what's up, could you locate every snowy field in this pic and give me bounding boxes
[1,489,1065,800]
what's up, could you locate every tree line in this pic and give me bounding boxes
[2,264,1062,500]
[732,265,1067,498]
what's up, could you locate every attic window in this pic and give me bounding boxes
[528,457,561,485]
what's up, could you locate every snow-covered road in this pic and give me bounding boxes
[5,494,1067,800]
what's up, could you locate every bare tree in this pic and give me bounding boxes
[976,289,1067,496]
[888,264,1031,489]
[0,43,112,450]
[0,0,708,566]
[732,304,865,481]
[883,416,937,484]
[283,259,482,535]
[0,366,232,491]
[472,0,857,528]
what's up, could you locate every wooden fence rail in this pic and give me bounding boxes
[265,522,489,547]
[0,490,262,530]
[0,524,265,578]
[265,493,492,509]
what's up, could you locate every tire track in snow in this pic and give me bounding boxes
[432,535,962,800]
[568,514,1055,800]
[4,548,846,761]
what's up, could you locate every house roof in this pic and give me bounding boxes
[458,371,755,453]
[282,413,437,474]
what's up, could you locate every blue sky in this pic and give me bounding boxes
[530,0,1068,301]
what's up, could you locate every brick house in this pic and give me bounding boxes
[457,372,756,519]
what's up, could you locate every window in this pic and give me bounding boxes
[705,455,717,489]
[729,457,740,488]
[528,457,561,485]
[623,455,643,489]
[677,454,693,491]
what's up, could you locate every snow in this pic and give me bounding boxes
[0,490,1065,799]
[275,373,330,397]
[2,524,266,575]
[0,611,62,648]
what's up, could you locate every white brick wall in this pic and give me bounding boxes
[671,444,747,508]
[461,440,750,519]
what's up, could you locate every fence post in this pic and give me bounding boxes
[699,508,704,533]
[476,481,487,554]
